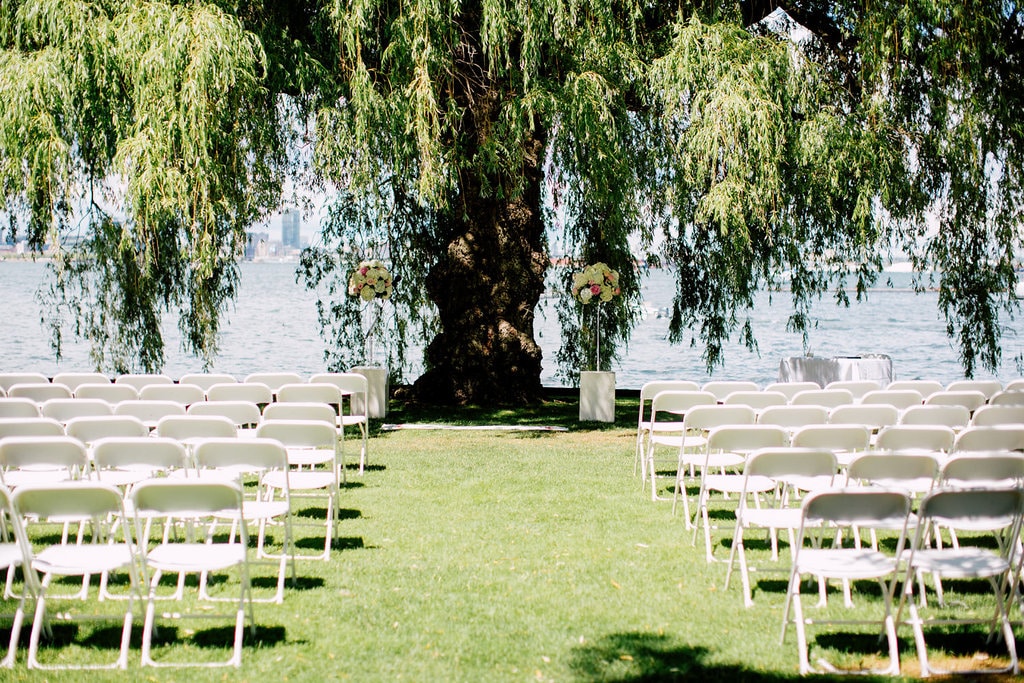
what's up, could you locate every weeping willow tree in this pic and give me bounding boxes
[1,0,1020,403]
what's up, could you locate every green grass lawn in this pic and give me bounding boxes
[5,394,1020,681]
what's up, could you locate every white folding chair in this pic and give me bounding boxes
[946,379,1003,399]
[131,480,253,668]
[724,448,838,607]
[692,424,789,562]
[953,426,1024,452]
[0,436,89,489]
[757,405,829,437]
[40,398,113,424]
[790,424,871,467]
[900,404,970,430]
[0,485,32,667]
[187,400,262,432]
[0,397,41,419]
[139,383,206,407]
[244,372,303,397]
[51,372,110,391]
[825,380,882,401]
[256,420,343,561]
[860,389,923,410]
[64,415,150,446]
[194,438,295,604]
[155,414,238,445]
[886,379,944,399]
[764,381,820,401]
[309,372,371,474]
[113,374,174,391]
[897,487,1024,677]
[0,373,49,392]
[0,418,64,441]
[91,437,191,491]
[113,400,186,430]
[643,391,717,500]
[781,489,911,676]
[671,404,757,520]
[633,380,700,476]
[988,390,1024,406]
[875,424,955,454]
[971,404,1024,426]
[73,382,138,404]
[14,481,140,670]
[7,383,72,403]
[722,391,788,412]
[828,404,899,444]
[263,401,338,425]
[790,389,855,409]
[701,380,759,402]
[925,389,988,413]
[205,382,273,406]
[178,373,237,392]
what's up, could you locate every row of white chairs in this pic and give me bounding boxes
[0,371,366,394]
[0,380,370,473]
[0,477,259,669]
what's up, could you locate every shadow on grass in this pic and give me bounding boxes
[384,389,640,432]
[568,632,842,682]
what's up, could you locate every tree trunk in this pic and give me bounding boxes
[412,133,549,405]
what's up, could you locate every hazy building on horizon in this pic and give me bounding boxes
[281,208,301,249]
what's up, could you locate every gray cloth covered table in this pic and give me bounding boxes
[778,355,892,387]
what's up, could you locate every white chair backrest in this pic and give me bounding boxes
[636,381,701,425]
[915,487,1023,536]
[706,424,789,453]
[206,381,274,405]
[940,453,1024,488]
[155,414,238,441]
[722,391,787,410]
[40,398,113,422]
[132,478,243,517]
[860,389,923,410]
[763,381,821,401]
[744,447,837,482]
[682,404,756,432]
[73,382,139,403]
[701,381,759,401]
[177,373,238,392]
[8,382,73,402]
[0,397,41,418]
[277,382,343,406]
[0,373,49,392]
[757,405,829,429]
[790,389,855,408]
[114,373,174,391]
[886,380,944,398]
[846,452,939,490]
[875,425,955,453]
[187,400,262,428]
[256,419,338,452]
[825,380,882,400]
[970,404,1024,427]
[139,383,206,406]
[953,426,1024,452]
[244,372,303,393]
[987,390,1024,407]
[113,400,186,428]
[650,391,717,419]
[0,436,89,481]
[263,402,337,424]
[308,373,370,416]
[64,415,150,444]
[92,437,190,478]
[800,488,911,531]
[828,404,900,430]
[51,372,111,390]
[946,379,1002,399]
[0,417,65,439]
[194,437,288,475]
[925,390,988,413]
[900,404,971,429]
[790,424,871,452]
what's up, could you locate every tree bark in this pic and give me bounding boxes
[412,134,548,404]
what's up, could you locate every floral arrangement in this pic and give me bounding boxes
[572,262,621,304]
[348,260,394,301]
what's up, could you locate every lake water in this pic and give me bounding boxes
[1,260,1021,389]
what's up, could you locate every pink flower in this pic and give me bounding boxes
[590,284,601,295]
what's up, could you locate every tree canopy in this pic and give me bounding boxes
[1,0,1021,402]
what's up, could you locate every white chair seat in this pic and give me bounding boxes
[146,543,247,573]
[33,544,136,576]
[794,548,898,580]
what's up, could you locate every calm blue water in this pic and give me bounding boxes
[1,260,1021,389]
